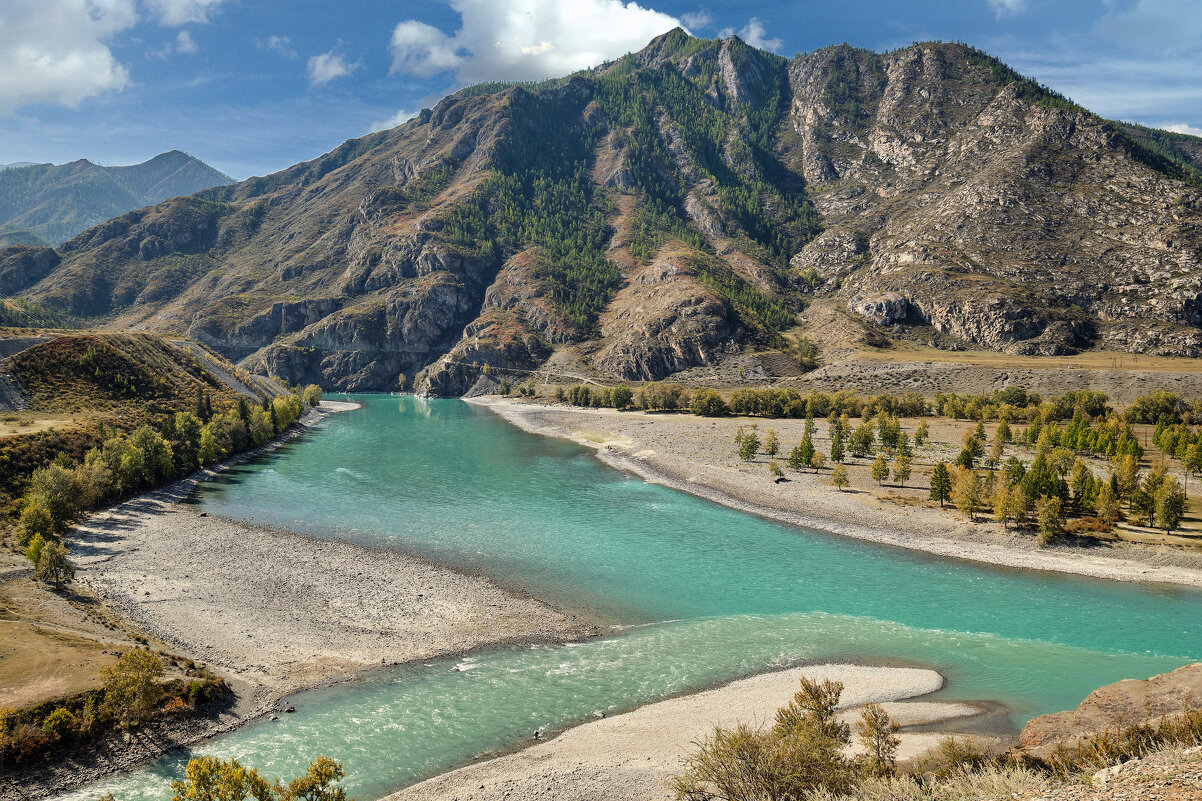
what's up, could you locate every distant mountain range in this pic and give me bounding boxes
[0,151,232,245]
[2,32,1201,394]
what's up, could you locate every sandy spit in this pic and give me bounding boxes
[470,398,1202,589]
[388,664,986,801]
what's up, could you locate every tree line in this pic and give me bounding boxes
[16,385,322,587]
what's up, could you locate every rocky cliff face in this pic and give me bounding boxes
[786,44,1202,356]
[6,32,1201,392]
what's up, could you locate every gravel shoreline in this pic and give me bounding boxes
[471,398,1202,589]
[388,664,988,801]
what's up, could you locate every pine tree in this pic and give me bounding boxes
[953,469,982,521]
[788,431,815,471]
[831,463,849,491]
[893,452,912,487]
[739,431,760,461]
[798,430,815,464]
[1154,478,1186,533]
[1096,483,1119,529]
[930,462,952,508]
[830,428,845,463]
[1036,495,1064,545]
[914,420,929,447]
[871,453,889,485]
[986,436,1005,469]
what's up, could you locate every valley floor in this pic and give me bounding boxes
[472,398,1202,589]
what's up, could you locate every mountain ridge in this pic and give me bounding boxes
[3,31,1201,394]
[0,151,233,246]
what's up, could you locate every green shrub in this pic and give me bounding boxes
[17,501,53,546]
[40,707,75,739]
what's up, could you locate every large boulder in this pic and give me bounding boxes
[850,292,908,325]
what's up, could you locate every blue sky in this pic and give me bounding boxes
[1,0,1199,179]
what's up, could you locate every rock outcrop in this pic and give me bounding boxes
[1020,663,1202,756]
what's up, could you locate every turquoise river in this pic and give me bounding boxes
[63,395,1202,800]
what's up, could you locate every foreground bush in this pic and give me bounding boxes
[170,755,351,801]
[673,675,1202,801]
[672,677,897,800]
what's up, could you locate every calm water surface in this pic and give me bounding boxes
[64,396,1202,800]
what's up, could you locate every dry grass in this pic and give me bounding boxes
[0,415,76,438]
[0,620,115,709]
[804,763,1050,801]
[848,341,1202,374]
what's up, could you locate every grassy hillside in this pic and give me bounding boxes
[8,333,241,419]
[0,332,288,508]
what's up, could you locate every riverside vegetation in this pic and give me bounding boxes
[671,677,1202,801]
[0,332,322,776]
[532,382,1202,543]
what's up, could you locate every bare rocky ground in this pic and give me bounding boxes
[1020,746,1202,801]
[1013,664,1202,801]
[474,399,1202,588]
[1021,664,1202,756]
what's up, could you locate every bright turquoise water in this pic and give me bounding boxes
[63,396,1202,800]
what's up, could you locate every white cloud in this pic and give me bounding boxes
[307,49,359,87]
[388,0,682,84]
[258,35,297,58]
[174,29,197,54]
[680,10,712,31]
[388,20,464,78]
[142,0,226,26]
[149,27,199,58]
[0,0,138,115]
[1162,123,1202,138]
[721,18,782,52]
[988,0,1027,17]
[369,108,418,133]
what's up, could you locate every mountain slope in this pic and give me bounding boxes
[0,151,233,245]
[6,32,1202,394]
